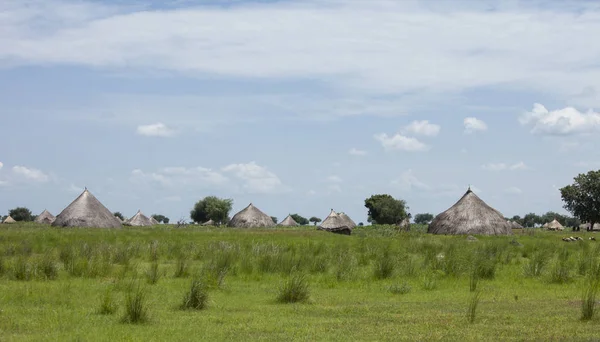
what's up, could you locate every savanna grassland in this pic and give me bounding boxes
[1,224,600,341]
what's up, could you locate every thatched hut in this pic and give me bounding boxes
[114,215,124,223]
[428,188,512,235]
[509,220,523,229]
[125,210,154,227]
[52,189,122,228]
[150,216,160,225]
[2,216,16,224]
[545,219,564,231]
[318,209,352,235]
[228,203,275,228]
[279,215,299,227]
[202,219,215,226]
[338,212,357,229]
[35,210,56,224]
[580,223,600,231]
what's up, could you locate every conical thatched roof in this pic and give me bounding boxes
[279,215,299,227]
[52,189,122,228]
[150,216,160,225]
[2,216,16,224]
[318,209,352,235]
[125,210,154,227]
[428,188,512,235]
[338,212,357,229]
[228,203,275,228]
[581,223,600,230]
[545,219,564,231]
[35,210,56,224]
[509,220,523,229]
[114,215,124,223]
[202,219,215,226]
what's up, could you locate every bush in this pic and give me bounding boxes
[181,279,209,310]
[121,284,148,324]
[277,274,310,303]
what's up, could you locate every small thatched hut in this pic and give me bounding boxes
[125,210,154,227]
[580,223,600,231]
[279,215,299,227]
[228,203,275,228]
[202,219,215,226]
[150,216,160,225]
[52,189,122,228]
[114,215,124,223]
[545,219,564,231]
[35,209,56,224]
[428,188,512,235]
[2,216,16,224]
[318,209,352,235]
[509,220,523,229]
[338,212,357,229]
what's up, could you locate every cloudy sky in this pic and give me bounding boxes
[1,0,600,223]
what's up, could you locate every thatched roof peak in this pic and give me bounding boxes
[35,209,56,224]
[228,203,275,228]
[279,214,299,226]
[428,188,512,235]
[318,209,352,235]
[546,219,564,231]
[2,215,16,224]
[125,210,154,227]
[52,189,122,228]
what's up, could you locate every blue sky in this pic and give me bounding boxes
[1,0,600,223]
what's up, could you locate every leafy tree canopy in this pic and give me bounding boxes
[271,216,278,224]
[152,214,169,224]
[113,212,124,221]
[190,196,233,225]
[414,213,434,225]
[561,170,600,230]
[290,214,309,225]
[309,217,321,226]
[9,207,33,222]
[364,194,409,225]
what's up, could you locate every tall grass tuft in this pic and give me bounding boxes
[121,284,148,324]
[466,290,481,324]
[180,279,209,310]
[146,260,160,285]
[36,256,58,280]
[523,251,548,277]
[389,282,411,295]
[173,256,189,278]
[277,274,310,303]
[548,249,572,284]
[581,260,600,321]
[98,288,117,315]
[373,250,395,280]
[469,265,479,292]
[12,257,32,281]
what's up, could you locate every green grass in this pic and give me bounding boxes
[1,224,600,340]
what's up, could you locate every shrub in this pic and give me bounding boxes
[181,279,209,310]
[121,284,148,324]
[277,274,310,303]
[389,283,411,295]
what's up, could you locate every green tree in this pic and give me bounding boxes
[271,216,278,224]
[163,217,170,224]
[9,207,33,222]
[364,194,409,225]
[414,213,434,225]
[113,212,124,221]
[290,214,309,225]
[309,217,321,226]
[152,214,169,224]
[522,213,540,228]
[561,170,600,231]
[190,196,233,225]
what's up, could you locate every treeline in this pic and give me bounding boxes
[509,212,580,228]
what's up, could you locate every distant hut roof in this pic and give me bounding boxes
[399,217,411,229]
[202,219,215,226]
[509,220,523,229]
[35,209,56,224]
[52,189,122,228]
[318,209,352,235]
[545,219,564,231]
[338,212,357,229]
[150,216,160,225]
[279,215,299,227]
[114,215,124,223]
[581,223,600,230]
[2,216,16,224]
[125,210,154,227]
[428,188,512,235]
[228,203,275,228]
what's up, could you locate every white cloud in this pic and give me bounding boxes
[481,162,528,171]
[348,148,367,156]
[391,169,431,192]
[504,186,523,195]
[136,123,176,137]
[464,117,488,134]
[0,161,3,170]
[222,162,287,194]
[327,175,343,183]
[12,166,49,182]
[374,133,429,152]
[131,166,227,187]
[402,120,440,137]
[519,103,600,136]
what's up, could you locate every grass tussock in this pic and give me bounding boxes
[146,260,161,285]
[98,288,117,315]
[277,274,310,304]
[121,284,149,324]
[180,279,209,310]
[466,290,481,324]
[389,282,411,295]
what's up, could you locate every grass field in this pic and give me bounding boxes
[1,223,600,341]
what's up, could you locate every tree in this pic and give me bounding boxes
[290,214,309,225]
[364,194,409,225]
[414,213,434,225]
[190,196,233,225]
[152,214,169,224]
[9,207,33,222]
[561,170,600,231]
[511,215,522,225]
[358,222,364,226]
[163,217,170,224]
[271,216,278,224]
[522,213,540,228]
[309,217,321,226]
[113,212,124,221]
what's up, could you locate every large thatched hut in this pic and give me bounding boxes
[35,209,56,224]
[2,216,16,224]
[545,219,564,231]
[279,215,299,227]
[338,212,357,229]
[52,189,122,228]
[318,209,352,235]
[125,210,154,227]
[228,203,275,228]
[428,188,512,235]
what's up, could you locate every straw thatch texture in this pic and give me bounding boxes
[52,189,122,228]
[580,223,600,230]
[509,220,523,229]
[228,203,275,228]
[114,215,124,223]
[202,219,215,226]
[398,217,411,230]
[545,219,564,231]
[318,210,352,235]
[338,212,357,229]
[428,189,513,235]
[2,216,16,224]
[125,210,154,227]
[150,216,160,225]
[279,215,299,227]
[35,210,56,224]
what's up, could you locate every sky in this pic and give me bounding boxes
[1,0,600,224]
